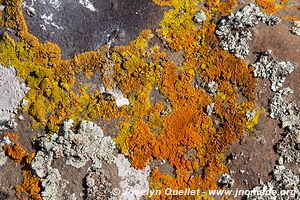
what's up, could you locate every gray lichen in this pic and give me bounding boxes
[276,129,300,164]
[84,168,115,200]
[206,81,218,95]
[291,21,300,36]
[218,173,234,188]
[249,84,300,198]
[193,10,206,23]
[115,154,150,200]
[31,120,116,200]
[252,51,295,91]
[0,65,29,130]
[206,103,215,116]
[270,88,299,129]
[216,4,280,58]
[247,165,300,200]
[0,136,10,167]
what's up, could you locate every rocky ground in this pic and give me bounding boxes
[0,0,299,200]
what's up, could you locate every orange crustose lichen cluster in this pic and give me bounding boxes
[2,133,41,200]
[0,0,262,199]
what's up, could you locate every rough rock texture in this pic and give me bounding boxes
[0,65,29,130]
[22,0,165,58]
[31,120,116,200]
[84,168,115,200]
[248,165,300,200]
[252,51,295,91]
[276,129,300,164]
[216,4,280,59]
[291,21,300,36]
[248,78,300,198]
[115,154,150,200]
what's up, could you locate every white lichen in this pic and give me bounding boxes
[31,120,116,200]
[79,0,96,12]
[115,154,150,200]
[40,13,63,30]
[206,103,215,116]
[218,173,234,188]
[206,81,218,95]
[216,4,280,58]
[0,65,29,130]
[247,165,300,199]
[291,21,300,36]
[252,51,295,91]
[193,10,206,23]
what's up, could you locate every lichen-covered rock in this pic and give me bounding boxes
[276,129,300,164]
[193,10,206,23]
[270,88,299,130]
[31,120,116,200]
[0,135,12,167]
[206,81,218,95]
[84,168,116,200]
[115,154,150,200]
[0,65,29,129]
[291,21,300,36]
[218,173,234,188]
[216,4,280,58]
[252,51,295,91]
[247,165,300,200]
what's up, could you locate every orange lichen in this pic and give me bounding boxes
[255,0,279,14]
[0,0,259,199]
[2,133,42,200]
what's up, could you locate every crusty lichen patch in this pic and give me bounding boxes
[0,0,268,199]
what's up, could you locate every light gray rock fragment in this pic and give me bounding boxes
[291,21,300,36]
[216,4,280,58]
[252,51,295,91]
[0,65,29,129]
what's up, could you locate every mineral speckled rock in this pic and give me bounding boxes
[22,0,165,59]
[216,4,280,59]
[0,65,29,130]
[252,51,295,91]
